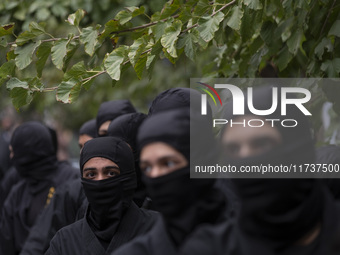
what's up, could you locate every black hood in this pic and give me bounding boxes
[148,87,203,116]
[79,119,97,138]
[80,137,136,243]
[96,100,136,135]
[108,112,147,154]
[10,121,58,180]
[220,85,322,250]
[138,108,226,246]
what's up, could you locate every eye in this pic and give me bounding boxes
[84,171,96,179]
[108,171,118,177]
[166,160,176,168]
[140,165,152,174]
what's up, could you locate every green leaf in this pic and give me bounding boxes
[99,20,120,41]
[243,0,263,10]
[134,55,147,79]
[146,40,162,79]
[227,6,244,31]
[67,9,85,27]
[63,42,80,72]
[178,31,198,61]
[194,0,211,16]
[29,22,47,34]
[260,21,277,45]
[51,39,69,70]
[56,78,82,103]
[160,0,180,19]
[161,20,182,58]
[314,38,333,60]
[328,20,340,37]
[287,28,305,55]
[80,27,98,56]
[321,58,340,77]
[275,46,293,71]
[0,38,7,47]
[64,61,87,81]
[116,10,133,25]
[197,12,224,42]
[36,41,53,77]
[151,21,171,41]
[0,23,14,37]
[14,41,41,70]
[128,36,147,66]
[9,87,33,110]
[27,77,44,91]
[104,46,128,80]
[0,60,15,86]
[7,77,28,90]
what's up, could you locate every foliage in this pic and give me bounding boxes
[0,0,339,121]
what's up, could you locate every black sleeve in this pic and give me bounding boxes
[20,179,87,255]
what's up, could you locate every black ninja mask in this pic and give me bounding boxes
[80,137,136,242]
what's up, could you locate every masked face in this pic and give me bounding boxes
[221,115,282,159]
[140,142,188,178]
[82,157,120,180]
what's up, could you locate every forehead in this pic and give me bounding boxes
[222,115,281,144]
[140,142,182,160]
[83,157,118,169]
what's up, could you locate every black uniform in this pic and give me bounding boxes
[112,109,232,254]
[0,122,79,255]
[107,112,148,208]
[46,137,158,255]
[220,85,340,254]
[20,119,98,255]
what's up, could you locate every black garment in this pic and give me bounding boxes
[148,87,198,116]
[316,145,340,199]
[107,112,148,207]
[136,108,231,249]
[0,130,12,180]
[96,100,136,135]
[46,202,158,255]
[79,119,97,138]
[80,137,137,248]
[0,122,79,255]
[235,186,340,255]
[0,166,21,211]
[20,179,87,255]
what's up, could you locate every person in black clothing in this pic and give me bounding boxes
[0,121,79,255]
[20,118,98,255]
[219,85,340,255]
[107,112,149,208]
[112,108,231,255]
[96,100,136,137]
[78,118,97,149]
[46,137,158,255]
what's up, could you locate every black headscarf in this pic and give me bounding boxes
[79,119,97,138]
[107,112,148,207]
[96,100,136,135]
[148,87,202,116]
[10,121,58,181]
[80,137,136,245]
[220,85,323,251]
[138,108,226,247]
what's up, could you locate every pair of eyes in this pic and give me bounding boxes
[223,136,280,158]
[83,168,120,179]
[140,159,179,174]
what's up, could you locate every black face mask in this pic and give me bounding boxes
[80,137,136,242]
[142,167,225,247]
[10,121,58,182]
[82,174,133,241]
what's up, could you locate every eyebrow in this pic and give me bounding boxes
[140,155,179,164]
[83,166,120,172]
